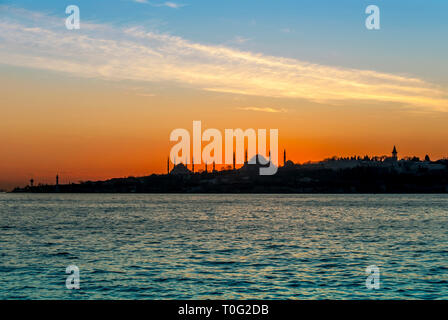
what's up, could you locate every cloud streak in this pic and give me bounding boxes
[237,107,287,113]
[133,1,185,8]
[0,6,447,111]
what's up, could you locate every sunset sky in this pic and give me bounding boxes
[1,0,448,190]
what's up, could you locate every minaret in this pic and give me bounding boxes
[192,157,195,173]
[245,149,248,164]
[213,161,215,172]
[205,161,208,173]
[56,174,59,186]
[167,157,170,174]
[233,152,236,170]
[284,149,286,166]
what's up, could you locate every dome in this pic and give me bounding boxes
[170,163,191,175]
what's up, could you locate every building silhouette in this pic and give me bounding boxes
[170,163,191,175]
[392,146,398,161]
[15,145,448,193]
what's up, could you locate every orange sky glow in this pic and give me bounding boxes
[1,67,448,190]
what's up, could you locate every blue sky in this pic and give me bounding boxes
[1,0,447,84]
[0,0,447,112]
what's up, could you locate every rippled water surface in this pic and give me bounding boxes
[0,193,447,299]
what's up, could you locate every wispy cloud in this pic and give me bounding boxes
[1,6,447,112]
[237,107,287,113]
[128,86,156,97]
[233,36,251,44]
[162,2,184,8]
[134,1,185,8]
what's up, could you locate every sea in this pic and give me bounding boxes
[0,193,447,299]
